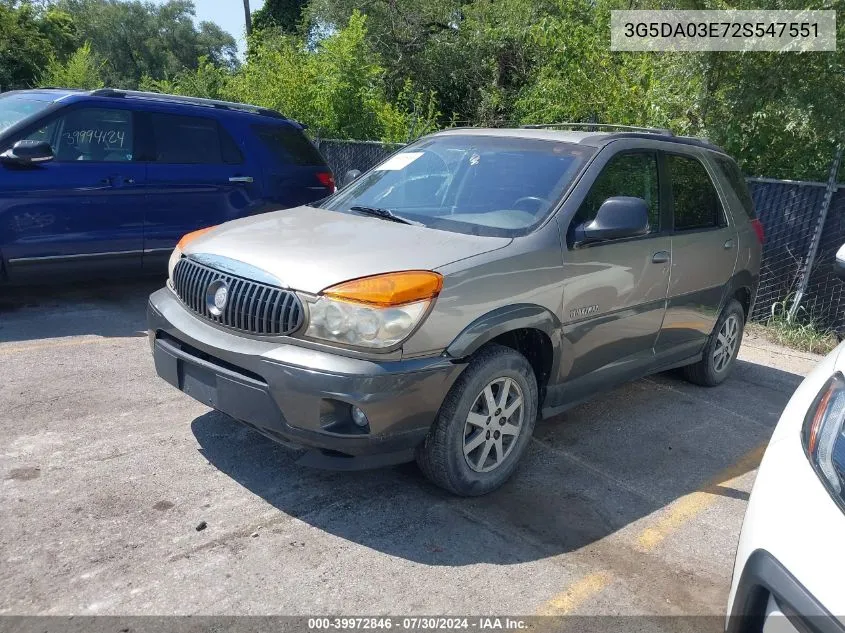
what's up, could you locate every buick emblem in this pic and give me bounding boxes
[206,280,229,316]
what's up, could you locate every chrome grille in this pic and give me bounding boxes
[172,257,304,336]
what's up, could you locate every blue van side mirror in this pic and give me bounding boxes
[0,140,55,166]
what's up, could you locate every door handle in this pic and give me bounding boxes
[724,239,735,249]
[652,250,670,264]
[229,176,254,183]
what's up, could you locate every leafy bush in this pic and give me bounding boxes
[39,42,104,90]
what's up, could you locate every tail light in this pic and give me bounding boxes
[751,218,765,245]
[316,171,336,193]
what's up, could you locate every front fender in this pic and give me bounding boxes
[445,303,561,360]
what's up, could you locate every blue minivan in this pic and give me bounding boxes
[0,88,335,283]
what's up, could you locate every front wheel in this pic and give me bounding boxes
[416,344,538,496]
[682,299,745,387]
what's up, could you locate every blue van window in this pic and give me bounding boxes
[23,107,133,162]
[151,113,225,164]
[253,124,326,166]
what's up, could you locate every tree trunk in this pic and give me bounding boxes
[243,0,252,35]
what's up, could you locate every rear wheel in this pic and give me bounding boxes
[683,299,745,387]
[416,344,538,496]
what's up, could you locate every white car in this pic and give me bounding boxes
[727,246,845,633]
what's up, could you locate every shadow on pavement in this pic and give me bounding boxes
[191,357,804,566]
[0,277,164,342]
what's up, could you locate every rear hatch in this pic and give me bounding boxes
[252,121,335,208]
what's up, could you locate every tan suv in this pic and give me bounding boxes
[147,125,764,496]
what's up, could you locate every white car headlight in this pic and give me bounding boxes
[802,372,845,504]
[303,271,442,350]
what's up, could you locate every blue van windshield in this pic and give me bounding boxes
[0,94,54,135]
[320,135,594,237]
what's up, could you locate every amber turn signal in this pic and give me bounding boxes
[177,225,217,250]
[323,271,443,307]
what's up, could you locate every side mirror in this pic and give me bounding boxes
[0,140,55,166]
[575,196,649,245]
[343,169,361,187]
[834,244,845,281]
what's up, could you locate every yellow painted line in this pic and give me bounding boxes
[535,442,767,616]
[537,571,613,615]
[0,336,131,356]
[636,441,767,552]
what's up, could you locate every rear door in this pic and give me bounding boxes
[141,111,264,271]
[656,152,739,358]
[250,122,335,207]
[0,103,146,281]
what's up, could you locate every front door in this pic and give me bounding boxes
[0,105,145,281]
[552,150,671,404]
[656,152,738,359]
[140,111,263,272]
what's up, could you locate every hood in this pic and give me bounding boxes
[184,205,511,294]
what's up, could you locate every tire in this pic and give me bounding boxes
[416,343,538,496]
[682,299,745,387]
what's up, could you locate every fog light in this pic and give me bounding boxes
[351,406,369,427]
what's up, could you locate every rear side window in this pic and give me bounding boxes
[150,113,240,164]
[714,155,756,218]
[253,124,326,166]
[668,154,725,231]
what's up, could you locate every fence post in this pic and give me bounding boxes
[788,146,843,320]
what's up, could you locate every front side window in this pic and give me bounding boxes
[574,152,660,233]
[320,135,593,237]
[668,154,725,231]
[21,107,133,162]
[151,113,227,164]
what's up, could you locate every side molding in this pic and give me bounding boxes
[445,304,561,360]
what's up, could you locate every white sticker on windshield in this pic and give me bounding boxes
[375,151,424,171]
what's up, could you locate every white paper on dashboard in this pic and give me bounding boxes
[375,152,424,171]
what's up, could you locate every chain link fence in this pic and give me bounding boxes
[747,179,831,322]
[315,139,845,333]
[313,139,404,186]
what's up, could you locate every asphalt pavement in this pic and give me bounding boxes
[0,279,821,619]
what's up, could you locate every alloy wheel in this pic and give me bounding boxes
[462,377,525,473]
[713,313,741,373]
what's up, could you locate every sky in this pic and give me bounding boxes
[152,0,266,54]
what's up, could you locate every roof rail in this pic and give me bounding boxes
[88,88,286,119]
[520,122,673,136]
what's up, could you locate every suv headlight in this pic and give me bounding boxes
[169,226,218,280]
[802,372,845,506]
[303,271,442,350]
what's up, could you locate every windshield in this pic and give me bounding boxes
[319,135,594,237]
[0,94,55,135]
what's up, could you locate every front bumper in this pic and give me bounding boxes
[728,550,844,633]
[148,287,465,469]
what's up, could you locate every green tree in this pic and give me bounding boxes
[54,0,238,88]
[39,41,104,89]
[230,11,438,141]
[139,56,230,100]
[0,1,79,90]
[252,0,308,34]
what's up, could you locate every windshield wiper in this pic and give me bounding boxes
[349,205,418,226]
